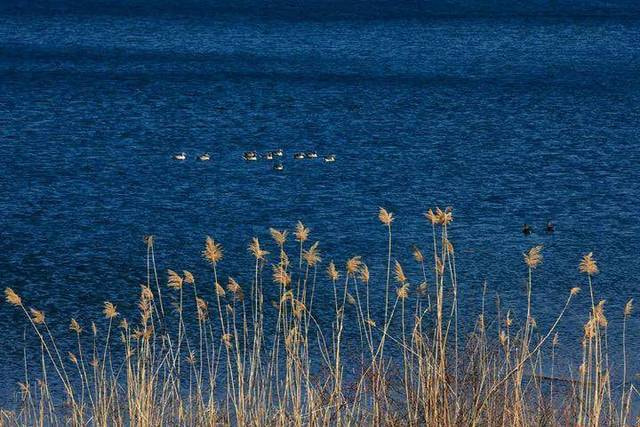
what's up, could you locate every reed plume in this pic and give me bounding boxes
[29,308,45,325]
[523,245,543,269]
[203,236,223,265]
[269,228,288,247]
[294,221,309,242]
[302,241,321,266]
[579,252,598,275]
[378,207,394,225]
[249,237,269,260]
[394,260,407,284]
[5,287,22,306]
[346,256,362,275]
[167,269,184,290]
[327,261,339,281]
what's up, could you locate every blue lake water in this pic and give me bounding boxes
[1,0,640,404]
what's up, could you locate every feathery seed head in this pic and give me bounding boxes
[272,264,291,287]
[346,292,356,305]
[185,352,196,365]
[5,288,22,307]
[571,286,581,296]
[584,318,596,339]
[295,221,310,242]
[366,318,376,328]
[396,283,410,300]
[227,277,241,294]
[425,209,438,225]
[222,333,233,349]
[70,318,82,334]
[524,245,543,269]
[196,297,208,320]
[499,330,507,346]
[412,246,424,263]
[141,286,154,301]
[143,327,153,340]
[68,352,78,365]
[279,251,290,268]
[143,235,154,247]
[280,290,293,304]
[167,269,183,290]
[18,382,29,398]
[594,300,607,327]
[30,308,45,325]
[249,237,269,260]
[285,326,299,349]
[579,252,598,276]
[346,256,362,275]
[378,207,394,226]
[436,207,453,226]
[227,278,244,301]
[203,236,223,265]
[269,228,288,247]
[444,238,454,254]
[505,311,513,327]
[327,261,340,282]
[292,299,306,319]
[418,282,428,296]
[103,302,118,319]
[183,270,195,285]
[435,256,445,276]
[625,299,634,317]
[302,241,321,266]
[394,260,407,284]
[359,264,370,284]
[214,282,226,297]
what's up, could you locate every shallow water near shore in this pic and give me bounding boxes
[1,0,640,405]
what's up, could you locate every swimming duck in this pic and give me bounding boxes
[273,162,284,171]
[173,152,187,161]
[198,153,210,161]
[546,221,554,233]
[305,151,318,158]
[324,154,336,162]
[293,152,306,160]
[264,152,274,160]
[522,224,532,235]
[273,149,284,157]
[243,151,258,161]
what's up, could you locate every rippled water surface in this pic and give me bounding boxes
[1,0,640,402]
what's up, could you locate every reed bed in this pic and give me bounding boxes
[0,208,637,426]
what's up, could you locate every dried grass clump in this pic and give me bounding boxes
[0,211,634,427]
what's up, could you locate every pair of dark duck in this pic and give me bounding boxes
[522,221,554,235]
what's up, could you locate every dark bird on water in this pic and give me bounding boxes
[523,224,532,235]
[546,221,554,233]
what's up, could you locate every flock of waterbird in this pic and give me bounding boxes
[172,149,335,171]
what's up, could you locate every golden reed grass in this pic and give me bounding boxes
[0,209,636,426]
